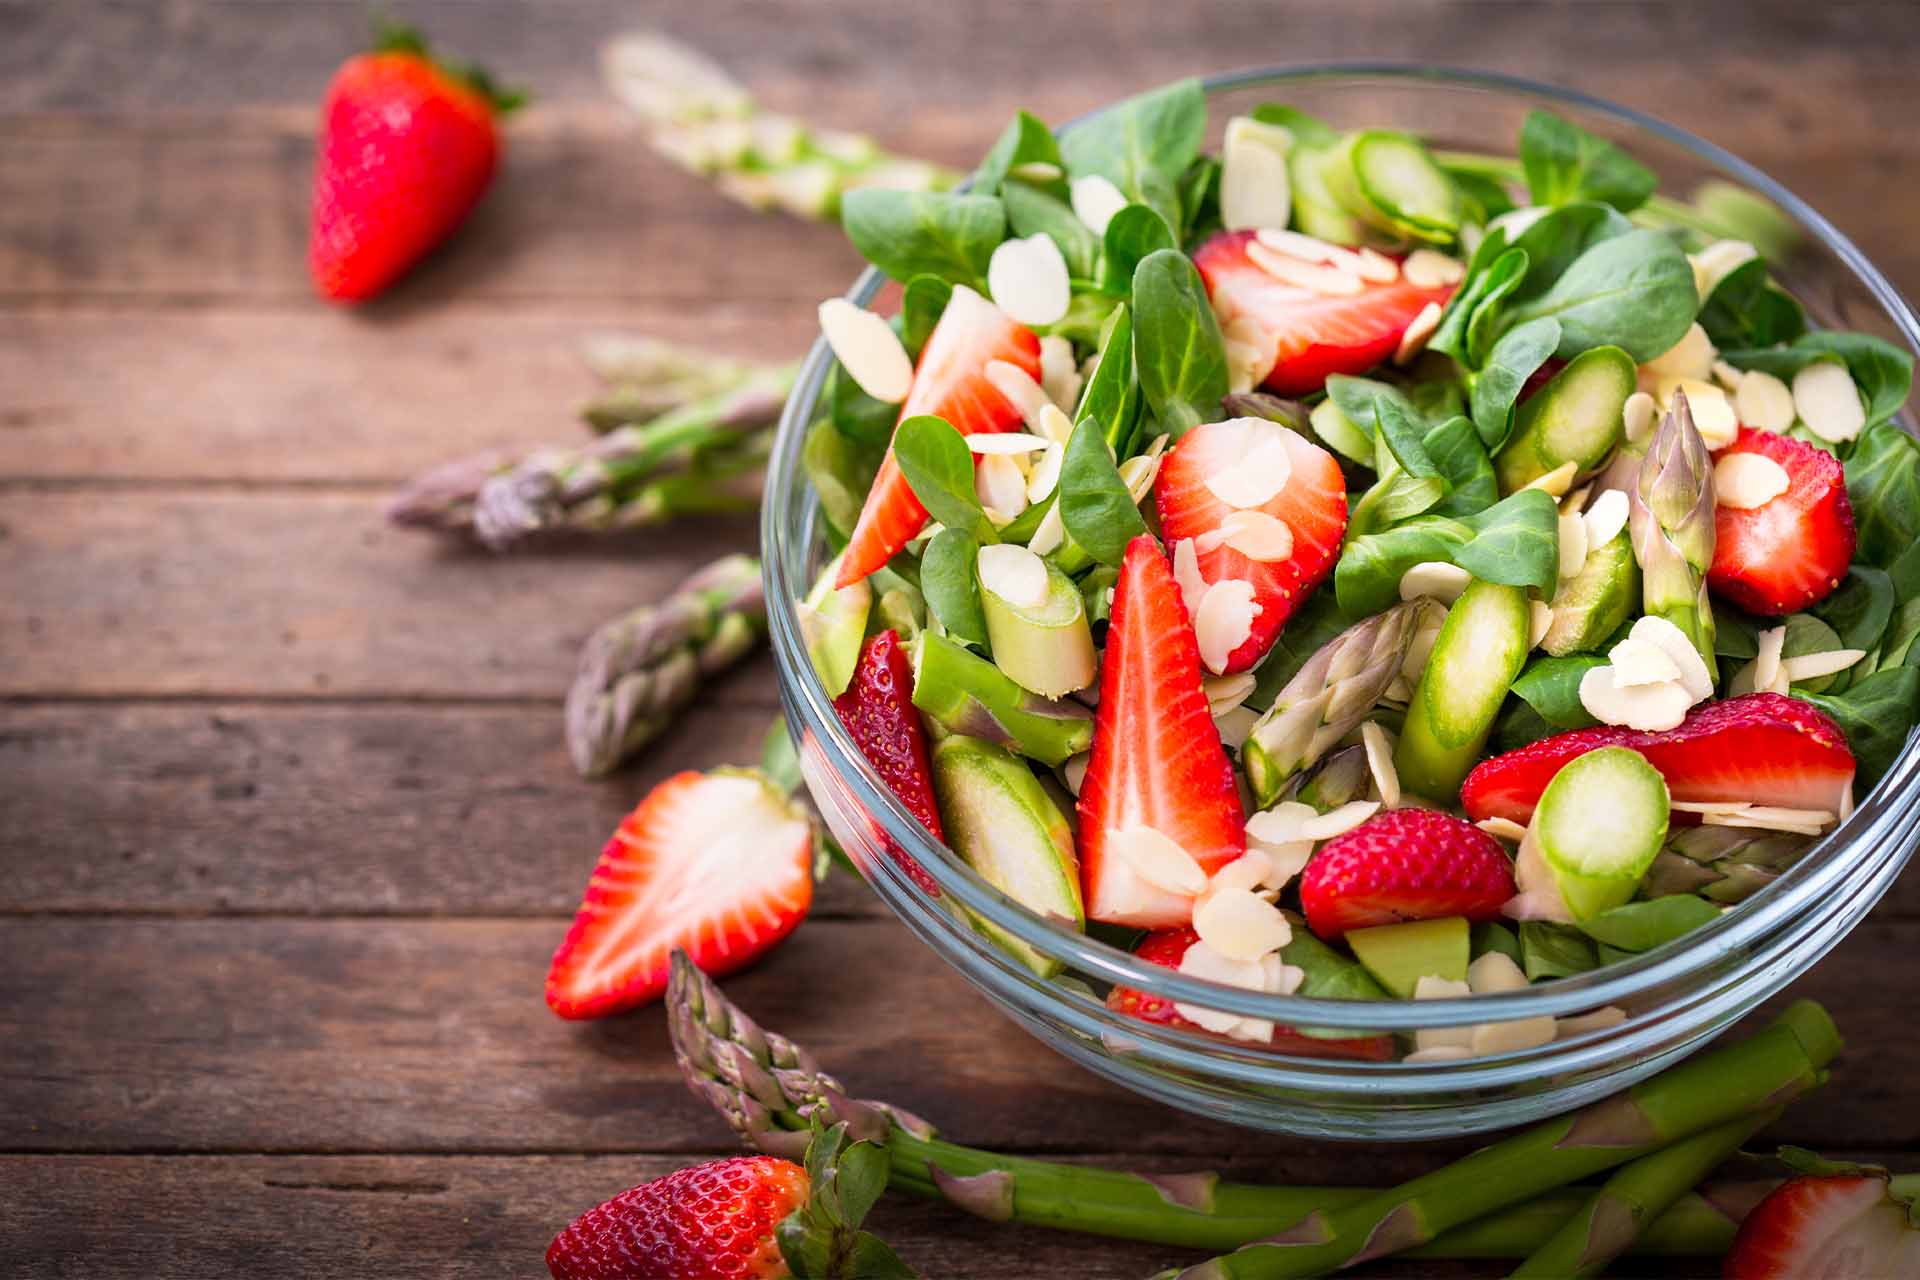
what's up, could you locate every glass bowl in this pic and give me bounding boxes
[763,65,1920,1139]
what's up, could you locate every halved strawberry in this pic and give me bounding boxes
[1298,809,1517,940]
[547,1153,808,1279]
[1461,693,1856,829]
[546,770,813,1019]
[1154,416,1348,674]
[834,629,943,896]
[1077,535,1245,927]
[1192,230,1457,395]
[834,285,1041,587]
[1709,426,1857,616]
[1724,1167,1920,1278]
[1106,927,1394,1061]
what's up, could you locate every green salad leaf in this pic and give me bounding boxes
[920,527,989,646]
[1131,248,1228,438]
[891,414,997,543]
[1074,304,1137,448]
[899,275,953,357]
[1335,488,1559,616]
[1502,228,1698,362]
[1519,110,1657,213]
[1814,566,1895,657]
[1576,896,1721,952]
[1510,653,1607,731]
[1423,415,1499,517]
[1349,429,1446,537]
[1099,203,1177,295]
[1469,317,1563,452]
[1430,245,1528,367]
[1060,77,1206,230]
[1471,920,1524,966]
[1842,421,1920,569]
[803,418,884,541]
[1001,180,1099,280]
[1796,667,1920,786]
[1519,920,1599,981]
[840,189,1004,286]
[1722,332,1915,431]
[1696,258,1806,350]
[1059,415,1148,567]
[973,110,1066,197]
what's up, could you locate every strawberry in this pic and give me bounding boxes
[1192,230,1457,395]
[833,629,943,895]
[1723,1158,1920,1279]
[1708,426,1858,615]
[1106,927,1394,1060]
[547,1155,808,1279]
[545,770,813,1019]
[834,286,1041,587]
[1154,416,1349,673]
[309,23,522,302]
[1298,809,1516,940]
[1077,536,1245,927]
[1461,693,1856,829]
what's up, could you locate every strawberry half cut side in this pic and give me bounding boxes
[1192,229,1456,396]
[1709,425,1858,616]
[545,770,814,1019]
[833,629,944,895]
[1298,809,1517,941]
[834,285,1041,587]
[1077,535,1246,927]
[1723,1165,1920,1279]
[1155,415,1349,674]
[1460,692,1856,829]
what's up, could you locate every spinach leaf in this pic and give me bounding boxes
[1060,77,1206,217]
[1471,920,1524,966]
[1348,430,1446,537]
[973,110,1066,197]
[1059,414,1148,567]
[1250,102,1339,148]
[1510,653,1607,730]
[1503,202,1638,299]
[1520,921,1599,981]
[891,414,997,543]
[1454,488,1562,593]
[1046,290,1124,348]
[1493,698,1559,753]
[1324,375,1428,441]
[1715,609,1762,662]
[1371,390,1440,478]
[803,418,885,541]
[1470,317,1563,451]
[1872,598,1920,671]
[1723,332,1915,430]
[1893,540,1920,603]
[899,275,953,358]
[1179,154,1221,241]
[1796,667,1920,786]
[1100,203,1177,295]
[1080,563,1120,627]
[1695,258,1805,350]
[1131,249,1228,437]
[829,362,898,446]
[920,528,990,646]
[1002,180,1099,281]
[1247,586,1348,705]
[1075,304,1136,448]
[1430,246,1528,366]
[1446,165,1518,223]
[1519,110,1657,213]
[840,189,1004,286]
[1576,896,1720,952]
[1502,229,1698,362]
[1815,566,1895,655]
[1424,415,1499,517]
[1842,421,1920,569]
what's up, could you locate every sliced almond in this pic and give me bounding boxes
[1583,488,1630,549]
[1525,460,1580,499]
[818,298,914,402]
[1263,955,1307,996]
[1558,508,1590,579]
[1712,359,1747,392]
[1360,721,1401,809]
[1690,239,1758,298]
[1217,509,1295,561]
[1561,484,1592,515]
[1414,1023,1475,1054]
[1194,578,1261,674]
[1172,538,1209,623]
[1467,951,1530,995]
[1607,636,1683,687]
[1414,974,1472,1000]
[1780,649,1867,682]
[987,233,1071,327]
[1399,560,1472,604]
[1403,249,1467,289]
[1394,301,1444,366]
[1628,615,1714,702]
[1755,625,1786,695]
[1556,1006,1629,1039]
[1034,404,1076,452]
[1642,322,1717,382]
[1203,672,1258,716]
[1069,174,1129,236]
[1026,441,1065,503]
[974,452,1029,524]
[1406,1045,1474,1063]
[1579,665,1692,732]
[1671,800,1754,816]
[1471,1016,1558,1056]
[1201,422,1295,509]
[1355,248,1401,283]
[1027,501,1067,557]
[1528,600,1555,649]
[1793,361,1866,443]
[1214,704,1260,751]
[1038,336,1082,412]
[1246,239,1365,296]
[966,432,1053,456]
[1253,837,1315,891]
[1061,752,1089,796]
[1118,451,1163,505]
[1301,800,1381,841]
[1714,452,1791,510]
[1222,313,1279,395]
[1110,825,1208,895]
[1732,369,1795,432]
[1206,850,1273,897]
[1008,159,1062,183]
[1244,800,1318,846]
[977,542,1050,608]
[1476,816,1529,843]
[1174,937,1271,1035]
[1219,116,1296,232]
[1656,378,1738,448]
[984,358,1054,431]
[1194,886,1293,961]
[1622,391,1658,446]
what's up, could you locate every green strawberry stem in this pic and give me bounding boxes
[1630,392,1719,679]
[1169,1000,1839,1279]
[666,953,1767,1260]
[909,631,1094,767]
[1507,1107,1781,1278]
[369,16,527,114]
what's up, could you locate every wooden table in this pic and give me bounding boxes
[4,3,1917,1275]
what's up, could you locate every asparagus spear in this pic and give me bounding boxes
[1630,390,1719,679]
[1169,1001,1839,1279]
[665,951,1763,1258]
[602,31,956,221]
[564,555,766,778]
[1643,826,1814,904]
[910,631,1093,767]
[578,332,776,431]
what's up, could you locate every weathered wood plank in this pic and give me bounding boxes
[3,916,1914,1157]
[0,490,767,698]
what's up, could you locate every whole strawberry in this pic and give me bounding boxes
[308,22,523,302]
[547,1155,807,1279]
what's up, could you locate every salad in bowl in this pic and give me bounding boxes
[783,73,1917,1075]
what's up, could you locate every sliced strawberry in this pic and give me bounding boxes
[1192,229,1457,395]
[1154,416,1348,673]
[546,771,813,1019]
[834,285,1041,587]
[1105,927,1394,1061]
[1709,426,1858,615]
[834,629,943,896]
[1077,535,1245,927]
[1723,1172,1920,1279]
[1461,693,1856,829]
[1298,809,1516,940]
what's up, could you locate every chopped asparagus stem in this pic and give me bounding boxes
[909,632,1093,766]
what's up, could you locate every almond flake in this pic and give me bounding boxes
[1244,801,1318,846]
[1406,1045,1474,1063]
[1414,975,1472,1000]
[1301,800,1381,840]
[1110,825,1208,895]
[1034,403,1075,449]
[1222,314,1279,395]
[1733,369,1796,432]
[1642,323,1717,382]
[1069,175,1129,236]
[1172,538,1209,623]
[1403,249,1467,289]
[1712,360,1747,392]
[1467,951,1529,995]
[1780,649,1867,682]
[1194,886,1293,961]
[1579,665,1692,732]
[1399,561,1472,604]
[1201,422,1295,509]
[1583,488,1630,549]
[1714,452,1790,510]
[1203,672,1258,716]
[1471,1016,1557,1056]
[988,233,1071,327]
[984,359,1053,431]
[1656,379,1738,448]
[974,452,1029,524]
[1561,484,1592,514]
[1607,636,1683,688]
[1206,851,1273,898]
[1216,706,1260,752]
[1061,752,1089,796]
[1558,509,1589,579]
[1753,624,1786,694]
[966,432,1052,456]
[1355,248,1401,283]
[1027,501,1067,556]
[1026,441,1065,502]
[1415,1024,1475,1054]
[1793,361,1867,443]
[1702,808,1831,835]
[1529,600,1554,649]
[1394,301,1445,366]
[1263,955,1306,996]
[1253,228,1343,264]
[977,542,1050,608]
[1246,239,1365,296]
[1219,116,1296,232]
[1174,937,1271,1035]
[1254,837,1315,890]
[1524,460,1580,499]
[817,298,914,402]
[1118,452,1163,505]
[1038,336,1082,411]
[1476,817,1529,843]
[1217,510,1295,561]
[1622,391,1658,446]
[1671,800,1754,816]
[1628,615,1714,702]
[1556,1006,1629,1039]
[1194,578,1261,674]
[1690,239,1759,297]
[1360,721,1401,809]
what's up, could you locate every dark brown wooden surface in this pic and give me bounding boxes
[3,2,1917,1276]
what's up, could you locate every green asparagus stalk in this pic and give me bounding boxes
[1508,1107,1781,1278]
[665,951,1761,1259]
[602,32,956,221]
[1169,1001,1839,1279]
[1644,826,1814,904]
[1241,601,1434,808]
[578,333,777,431]
[1630,391,1719,679]
[564,555,767,778]
[910,632,1093,767]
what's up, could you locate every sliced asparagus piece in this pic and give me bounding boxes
[1395,580,1530,801]
[1347,916,1469,999]
[1521,745,1671,922]
[1543,529,1639,656]
[799,554,872,698]
[910,631,1093,767]
[1631,391,1719,678]
[976,545,1097,698]
[1495,345,1635,493]
[1326,130,1463,243]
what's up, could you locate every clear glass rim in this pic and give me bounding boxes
[763,63,1920,1041]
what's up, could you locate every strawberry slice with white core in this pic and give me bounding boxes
[1709,425,1858,616]
[1155,417,1349,674]
[1192,229,1457,396]
[1724,1170,1920,1278]
[545,770,813,1019]
[835,285,1041,588]
[1077,535,1246,927]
